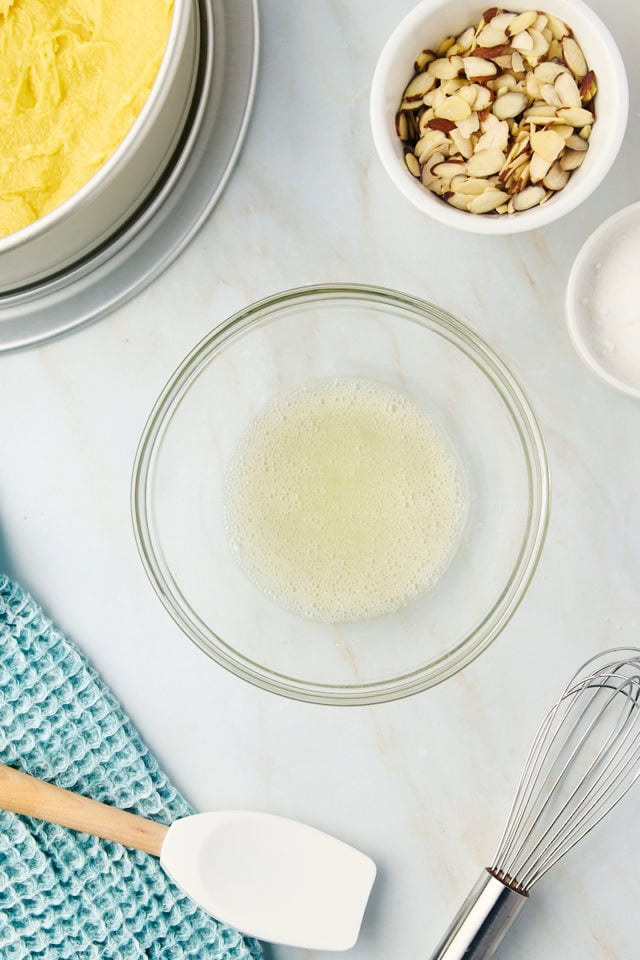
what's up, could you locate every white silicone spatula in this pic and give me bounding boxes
[0,764,375,951]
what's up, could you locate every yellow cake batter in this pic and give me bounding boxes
[0,0,173,238]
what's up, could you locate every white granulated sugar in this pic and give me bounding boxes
[585,220,640,388]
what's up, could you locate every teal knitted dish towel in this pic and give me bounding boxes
[0,574,263,960]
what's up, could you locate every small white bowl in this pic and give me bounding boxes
[566,201,640,398]
[370,0,628,235]
[0,0,197,293]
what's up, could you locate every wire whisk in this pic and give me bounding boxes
[429,648,640,960]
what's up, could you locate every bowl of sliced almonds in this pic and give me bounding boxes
[370,0,627,232]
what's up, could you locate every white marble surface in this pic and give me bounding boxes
[1,1,640,958]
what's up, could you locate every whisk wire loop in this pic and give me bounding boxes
[524,688,640,885]
[516,676,637,887]
[491,652,640,892]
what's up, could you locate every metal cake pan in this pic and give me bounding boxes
[0,0,198,292]
[0,0,258,352]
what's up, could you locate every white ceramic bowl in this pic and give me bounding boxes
[566,200,640,398]
[370,0,628,234]
[0,0,198,293]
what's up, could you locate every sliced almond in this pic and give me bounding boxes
[405,151,421,176]
[524,103,558,117]
[555,71,581,108]
[434,95,472,122]
[458,84,477,106]
[540,83,562,107]
[548,38,563,60]
[480,111,500,131]
[542,162,569,190]
[529,151,552,182]
[472,44,513,61]
[512,184,545,209]
[462,56,498,79]
[468,188,508,213]
[414,129,446,162]
[428,117,457,132]
[490,12,517,31]
[533,13,548,32]
[525,114,560,125]
[507,10,537,35]
[554,124,574,139]
[456,177,493,195]
[456,26,476,51]
[511,50,525,73]
[395,111,409,141]
[456,112,480,138]
[477,119,509,152]
[440,78,466,95]
[492,91,528,120]
[547,14,569,40]
[565,133,588,151]
[528,29,550,58]
[476,24,508,46]
[511,29,534,51]
[437,36,456,56]
[562,37,588,79]
[513,159,531,191]
[560,148,586,170]
[419,109,434,135]
[579,70,597,103]
[432,159,467,178]
[446,192,473,210]
[556,106,594,126]
[501,138,524,170]
[428,57,463,80]
[534,61,566,84]
[525,73,541,99]
[472,85,494,110]
[428,177,447,195]
[449,128,474,158]
[414,49,437,71]
[511,133,531,157]
[502,137,529,172]
[403,72,436,99]
[493,54,516,70]
[495,74,517,96]
[421,151,446,185]
[466,147,506,176]
[424,87,447,109]
[399,98,419,111]
[531,128,565,162]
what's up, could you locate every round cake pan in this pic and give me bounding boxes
[0,0,198,294]
[0,0,259,354]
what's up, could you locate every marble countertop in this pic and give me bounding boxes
[1,0,639,957]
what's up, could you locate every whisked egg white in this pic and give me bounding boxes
[225,377,467,623]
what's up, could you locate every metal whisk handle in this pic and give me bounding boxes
[428,870,528,960]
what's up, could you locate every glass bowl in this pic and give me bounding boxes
[132,284,549,704]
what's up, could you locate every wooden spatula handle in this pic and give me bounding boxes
[0,763,169,856]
